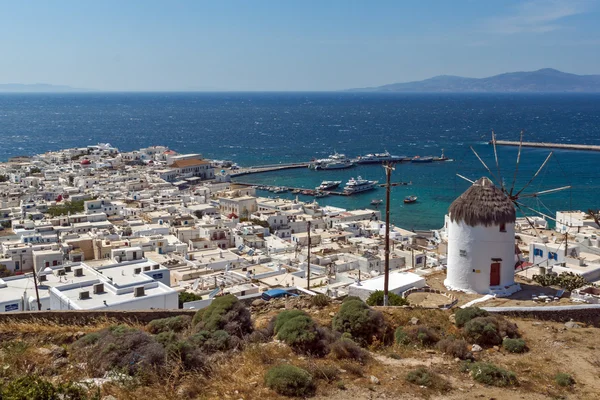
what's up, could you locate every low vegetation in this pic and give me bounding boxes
[366,290,409,306]
[311,293,330,308]
[332,297,384,345]
[0,376,97,400]
[146,315,192,334]
[437,337,471,360]
[463,362,518,387]
[46,200,86,217]
[274,310,330,356]
[454,307,489,328]
[178,291,203,308]
[502,338,527,353]
[329,338,369,363]
[395,325,440,347]
[532,271,589,291]
[554,372,575,387]
[264,364,316,397]
[192,294,253,337]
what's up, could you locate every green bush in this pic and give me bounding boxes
[464,317,503,346]
[265,364,316,397]
[332,298,384,345]
[275,311,329,356]
[454,307,489,327]
[311,293,330,308]
[555,372,575,387]
[274,310,306,334]
[329,338,369,363]
[437,338,471,360]
[502,338,528,353]
[147,315,192,334]
[395,327,411,345]
[342,296,362,303]
[466,362,518,387]
[366,290,409,306]
[193,294,253,337]
[179,291,203,308]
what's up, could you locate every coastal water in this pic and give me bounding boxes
[1,92,599,229]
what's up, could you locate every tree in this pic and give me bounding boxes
[0,264,12,278]
[178,292,203,308]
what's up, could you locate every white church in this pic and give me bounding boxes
[444,177,521,297]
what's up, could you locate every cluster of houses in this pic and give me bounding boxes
[2,144,599,313]
[0,144,438,313]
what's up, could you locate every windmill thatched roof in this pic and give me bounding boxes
[449,177,515,227]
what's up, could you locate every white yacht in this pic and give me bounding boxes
[310,152,354,170]
[343,176,378,194]
[354,150,402,164]
[316,180,342,190]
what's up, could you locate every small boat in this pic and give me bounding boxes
[291,189,301,194]
[274,187,288,193]
[316,180,342,191]
[404,195,418,204]
[433,149,450,162]
[301,189,315,195]
[314,191,329,198]
[370,199,383,206]
[411,156,433,163]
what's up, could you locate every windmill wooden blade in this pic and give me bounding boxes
[470,146,500,184]
[518,186,571,198]
[456,173,475,184]
[491,131,505,192]
[509,130,524,196]
[515,203,547,241]
[514,151,553,198]
[514,200,560,224]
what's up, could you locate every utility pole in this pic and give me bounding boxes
[380,162,400,306]
[32,259,42,311]
[307,220,311,290]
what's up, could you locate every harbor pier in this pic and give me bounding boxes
[491,140,600,152]
[229,162,310,177]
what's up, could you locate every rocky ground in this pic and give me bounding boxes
[0,296,598,399]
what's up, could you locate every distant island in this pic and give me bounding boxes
[347,68,600,93]
[0,83,90,93]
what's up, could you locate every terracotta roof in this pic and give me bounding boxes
[170,159,209,168]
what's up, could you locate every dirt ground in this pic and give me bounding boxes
[425,270,583,308]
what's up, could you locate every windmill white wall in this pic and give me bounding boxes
[443,177,520,297]
[445,220,519,296]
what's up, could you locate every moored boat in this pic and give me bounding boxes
[370,199,383,206]
[355,150,403,164]
[316,180,342,190]
[411,156,433,163]
[404,195,418,204]
[343,176,378,194]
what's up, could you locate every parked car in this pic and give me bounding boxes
[261,289,298,301]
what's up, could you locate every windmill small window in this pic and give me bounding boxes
[499,223,506,232]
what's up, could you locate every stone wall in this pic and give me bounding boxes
[483,304,600,327]
[0,310,197,325]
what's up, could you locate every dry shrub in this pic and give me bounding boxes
[396,325,440,347]
[146,315,192,334]
[405,367,450,391]
[312,364,340,382]
[339,361,364,377]
[437,338,471,360]
[502,338,528,353]
[329,338,369,363]
[465,362,518,387]
[193,294,253,337]
[454,307,489,328]
[72,325,165,376]
[311,293,330,308]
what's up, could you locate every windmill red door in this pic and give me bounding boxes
[490,263,501,286]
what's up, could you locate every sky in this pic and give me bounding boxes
[0,0,599,91]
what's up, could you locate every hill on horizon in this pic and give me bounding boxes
[347,68,600,93]
[0,83,91,93]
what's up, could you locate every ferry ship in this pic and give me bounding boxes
[354,150,403,164]
[316,180,342,190]
[343,176,378,194]
[309,152,354,170]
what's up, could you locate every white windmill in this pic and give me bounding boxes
[445,131,571,296]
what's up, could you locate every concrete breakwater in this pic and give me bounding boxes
[491,140,600,152]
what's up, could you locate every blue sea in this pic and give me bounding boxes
[1,92,599,230]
